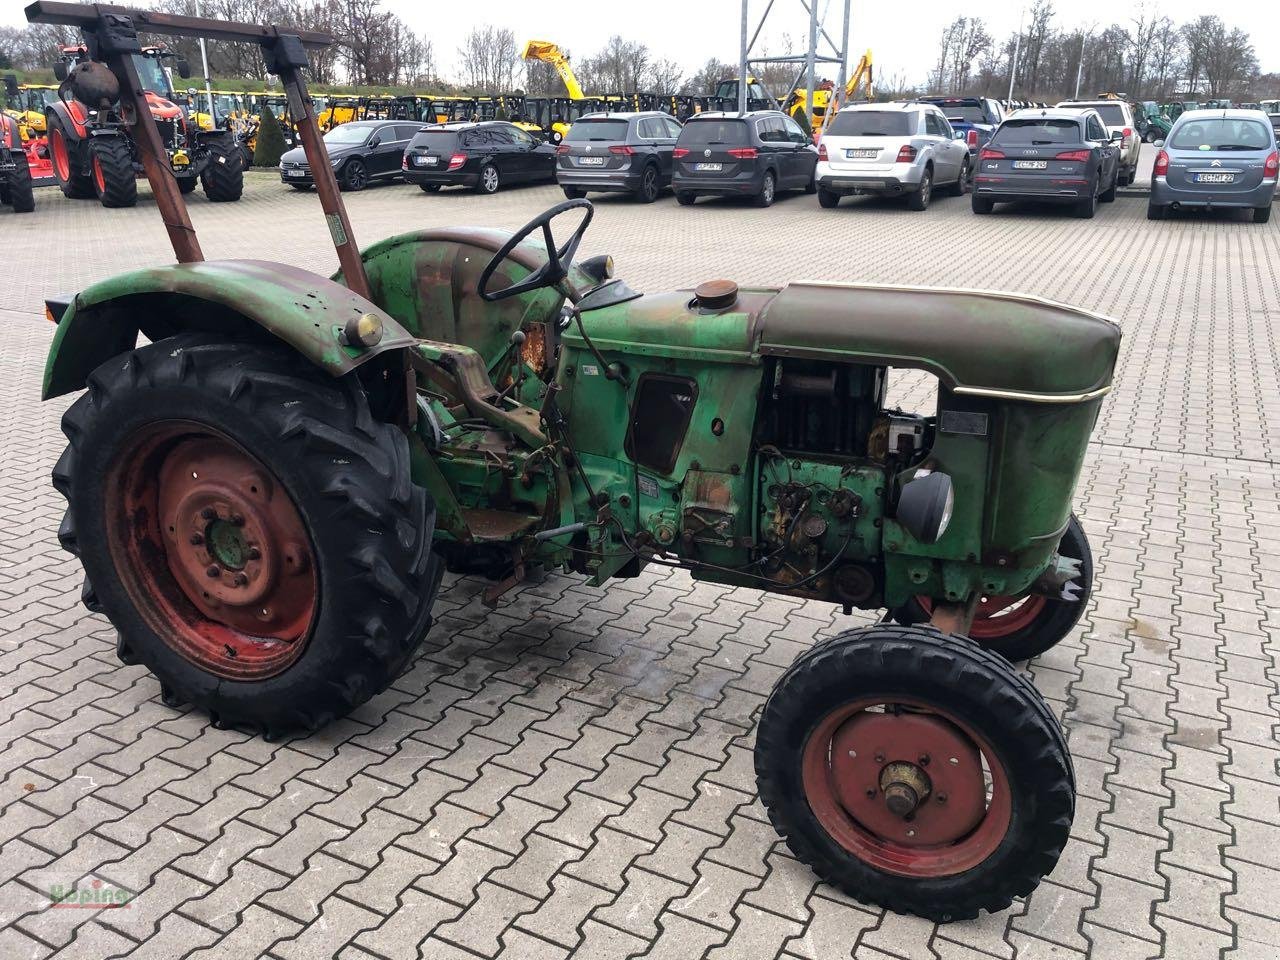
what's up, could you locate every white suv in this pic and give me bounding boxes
[815,102,971,211]
[1057,100,1140,185]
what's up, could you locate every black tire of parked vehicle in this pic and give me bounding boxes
[420,184,441,193]
[201,133,245,202]
[637,164,661,203]
[1073,190,1097,219]
[477,163,500,194]
[1147,203,1167,220]
[290,184,311,192]
[340,159,369,191]
[1143,129,1156,143]
[676,192,696,206]
[804,171,817,194]
[971,195,994,214]
[177,176,198,194]
[6,150,35,212]
[945,160,969,197]
[753,170,776,208]
[1099,173,1117,203]
[89,136,138,208]
[47,112,96,199]
[562,186,585,200]
[1254,206,1272,223]
[906,167,932,211]
[817,188,840,209]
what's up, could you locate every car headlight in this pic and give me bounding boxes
[896,470,954,545]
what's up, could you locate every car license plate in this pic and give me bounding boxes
[578,156,605,166]
[1195,172,1235,183]
[285,169,303,177]
[414,155,437,166]
[694,162,722,171]
[846,148,878,159]
[1012,160,1048,170]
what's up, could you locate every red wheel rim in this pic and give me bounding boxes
[801,696,1012,877]
[917,594,1048,639]
[105,422,318,681]
[51,128,70,182]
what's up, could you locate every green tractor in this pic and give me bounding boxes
[31,2,1119,924]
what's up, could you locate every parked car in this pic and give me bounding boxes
[671,110,818,207]
[972,108,1121,218]
[919,95,1003,155]
[1268,113,1280,145]
[278,119,414,191]
[1148,109,1278,223]
[402,120,557,194]
[815,101,971,211]
[1057,99,1140,184]
[556,111,683,203]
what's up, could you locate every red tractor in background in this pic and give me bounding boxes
[1,76,36,212]
[46,43,242,207]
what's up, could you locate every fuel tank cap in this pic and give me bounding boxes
[694,279,739,310]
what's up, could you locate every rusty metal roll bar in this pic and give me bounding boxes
[24,1,371,299]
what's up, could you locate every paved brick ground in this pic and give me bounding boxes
[1,173,1277,960]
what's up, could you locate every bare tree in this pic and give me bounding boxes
[1182,16,1257,98]
[456,26,519,93]
[682,58,734,95]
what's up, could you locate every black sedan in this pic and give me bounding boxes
[279,120,417,191]
[403,121,558,194]
[971,108,1122,218]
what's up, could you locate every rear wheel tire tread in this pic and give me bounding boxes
[55,335,441,735]
[7,150,35,212]
[201,133,245,202]
[89,136,137,208]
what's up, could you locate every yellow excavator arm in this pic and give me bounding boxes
[521,40,585,101]
[815,50,874,137]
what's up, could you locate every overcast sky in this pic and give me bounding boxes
[3,0,1274,86]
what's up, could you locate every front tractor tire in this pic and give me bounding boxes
[89,135,138,208]
[756,625,1074,921]
[53,335,442,736]
[893,513,1093,663]
[200,133,245,202]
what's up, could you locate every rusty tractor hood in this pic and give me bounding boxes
[575,281,1120,401]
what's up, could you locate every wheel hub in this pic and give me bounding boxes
[801,697,1012,877]
[158,437,313,641]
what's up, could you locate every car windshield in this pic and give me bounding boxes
[567,119,629,142]
[324,125,373,145]
[679,119,747,145]
[933,103,986,123]
[827,111,913,136]
[1170,118,1272,151]
[992,119,1079,145]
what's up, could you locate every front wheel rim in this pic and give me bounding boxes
[801,696,1012,877]
[483,167,498,191]
[105,422,318,681]
[764,176,774,201]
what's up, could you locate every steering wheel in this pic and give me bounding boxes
[478,199,594,302]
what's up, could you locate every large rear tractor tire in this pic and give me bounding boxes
[47,112,95,199]
[53,335,442,736]
[7,150,35,212]
[200,133,245,202]
[756,624,1074,921]
[89,135,137,208]
[892,514,1093,662]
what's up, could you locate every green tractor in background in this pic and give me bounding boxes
[32,1,1119,925]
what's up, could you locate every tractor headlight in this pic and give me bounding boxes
[896,470,954,545]
[344,312,384,349]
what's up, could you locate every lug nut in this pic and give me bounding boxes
[874,753,885,764]
[189,533,204,546]
[230,514,245,527]
[247,547,261,561]
[232,573,248,587]
[865,787,876,798]
[937,793,948,803]
[206,565,220,578]
[918,754,930,766]
[200,507,217,521]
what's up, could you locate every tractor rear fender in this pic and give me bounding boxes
[43,259,417,400]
